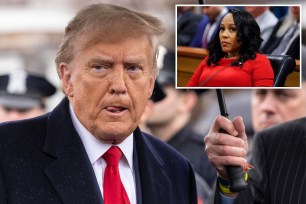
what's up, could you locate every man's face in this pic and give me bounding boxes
[252,86,306,132]
[0,106,44,122]
[60,35,155,144]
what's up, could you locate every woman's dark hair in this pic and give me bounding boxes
[207,8,263,66]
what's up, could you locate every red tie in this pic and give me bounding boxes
[102,146,130,204]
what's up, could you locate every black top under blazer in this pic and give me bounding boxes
[0,97,197,204]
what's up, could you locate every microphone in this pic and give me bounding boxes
[216,89,248,192]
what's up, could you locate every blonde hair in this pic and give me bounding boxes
[55,3,165,77]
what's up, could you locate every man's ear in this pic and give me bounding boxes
[59,63,73,97]
[147,77,156,99]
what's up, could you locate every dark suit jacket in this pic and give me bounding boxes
[177,11,202,46]
[188,14,223,48]
[261,17,300,59]
[215,117,306,204]
[188,15,210,48]
[0,98,197,204]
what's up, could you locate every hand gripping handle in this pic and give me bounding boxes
[216,89,248,192]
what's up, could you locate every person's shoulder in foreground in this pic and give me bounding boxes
[247,117,306,204]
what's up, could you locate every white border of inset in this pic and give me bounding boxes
[175,4,302,90]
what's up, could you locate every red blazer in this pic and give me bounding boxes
[187,53,274,87]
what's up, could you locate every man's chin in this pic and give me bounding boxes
[91,123,135,144]
[94,133,129,144]
[258,121,279,132]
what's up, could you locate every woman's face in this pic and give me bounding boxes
[219,13,241,57]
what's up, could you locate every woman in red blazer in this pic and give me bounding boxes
[187,9,274,87]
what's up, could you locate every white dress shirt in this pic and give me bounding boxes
[69,104,136,204]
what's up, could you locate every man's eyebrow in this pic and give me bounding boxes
[87,57,114,65]
[123,56,147,64]
[86,55,148,66]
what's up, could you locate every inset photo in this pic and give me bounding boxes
[176,5,301,88]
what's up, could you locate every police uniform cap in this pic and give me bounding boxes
[0,70,56,109]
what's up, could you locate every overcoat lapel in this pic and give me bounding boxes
[42,98,174,204]
[43,98,103,204]
[134,128,172,204]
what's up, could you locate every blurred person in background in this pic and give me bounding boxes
[234,82,306,154]
[247,44,306,149]
[189,6,228,48]
[244,6,278,48]
[251,86,306,133]
[187,9,274,87]
[262,6,300,59]
[138,80,166,135]
[177,6,202,46]
[0,69,56,122]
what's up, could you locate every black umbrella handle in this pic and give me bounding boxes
[216,89,248,192]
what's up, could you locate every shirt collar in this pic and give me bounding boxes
[69,104,134,170]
